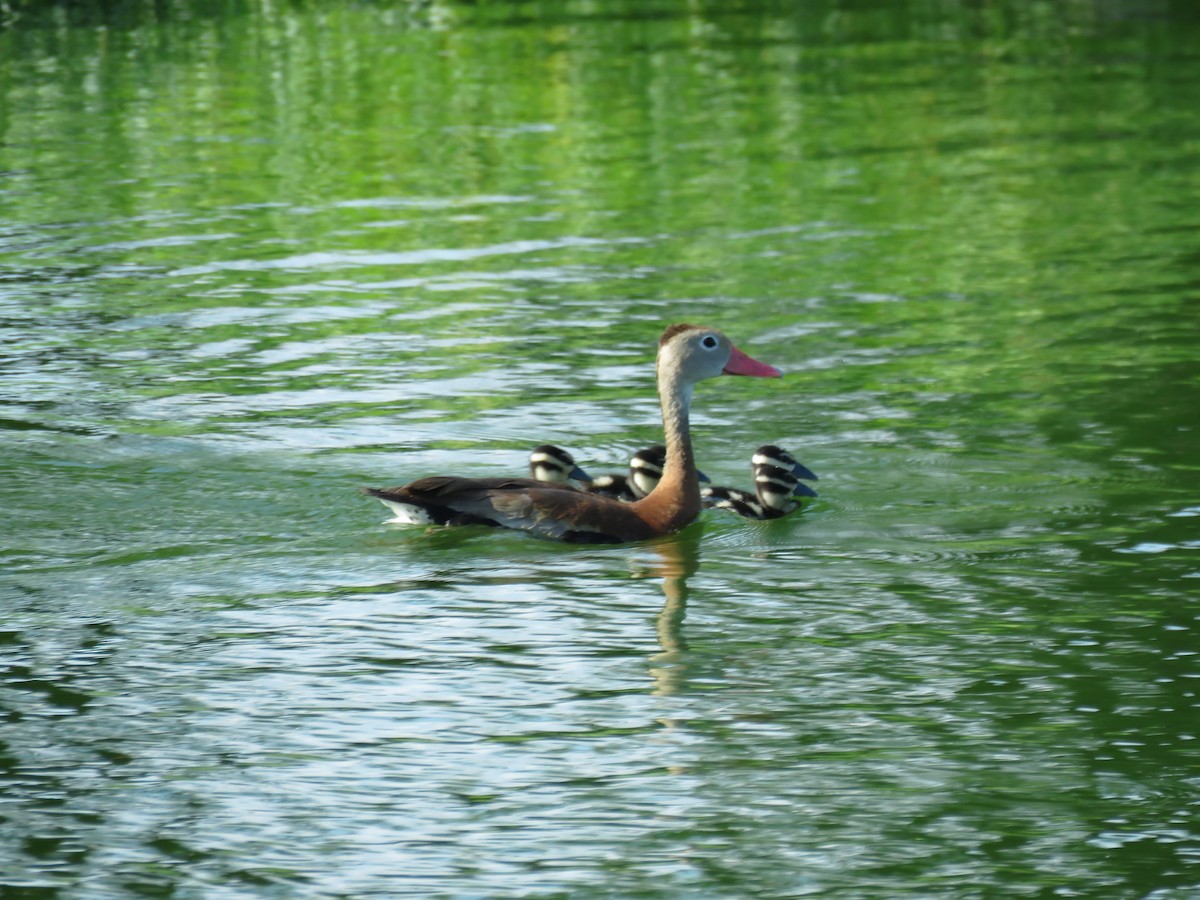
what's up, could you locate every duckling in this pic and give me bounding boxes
[703,445,817,520]
[700,484,768,519]
[528,445,592,488]
[585,444,667,502]
[751,444,819,483]
[586,445,711,502]
[754,463,815,516]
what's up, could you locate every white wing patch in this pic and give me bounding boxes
[375,497,435,525]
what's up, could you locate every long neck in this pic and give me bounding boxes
[636,367,702,530]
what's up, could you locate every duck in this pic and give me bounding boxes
[365,323,781,543]
[703,466,811,520]
[702,444,818,520]
[528,444,592,487]
[751,444,819,484]
[586,444,711,502]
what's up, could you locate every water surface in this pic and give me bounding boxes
[2,1,1199,896]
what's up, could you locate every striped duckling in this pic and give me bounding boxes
[751,444,819,485]
[528,444,593,488]
[587,444,710,502]
[585,444,667,502]
[703,444,818,520]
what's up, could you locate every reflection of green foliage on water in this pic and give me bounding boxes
[2,0,1196,458]
[2,6,1199,900]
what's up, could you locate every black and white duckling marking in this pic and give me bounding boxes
[703,466,811,520]
[700,484,768,519]
[528,444,593,487]
[751,444,819,483]
[702,445,817,520]
[585,444,666,502]
[586,445,710,502]
[755,463,813,515]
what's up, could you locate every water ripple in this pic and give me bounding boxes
[170,236,647,277]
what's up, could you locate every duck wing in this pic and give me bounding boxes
[366,476,541,527]
[367,477,652,543]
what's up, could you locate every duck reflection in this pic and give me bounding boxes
[631,527,702,696]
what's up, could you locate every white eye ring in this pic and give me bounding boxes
[700,334,719,349]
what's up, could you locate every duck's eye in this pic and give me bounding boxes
[700,334,719,349]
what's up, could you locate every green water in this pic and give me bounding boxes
[3,1,1199,896]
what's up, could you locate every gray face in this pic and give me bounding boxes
[658,327,733,385]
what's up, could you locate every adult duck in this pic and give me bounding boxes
[586,445,710,502]
[365,324,781,543]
